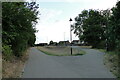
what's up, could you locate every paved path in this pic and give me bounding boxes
[22,47,115,78]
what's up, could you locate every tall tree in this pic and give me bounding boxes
[2,2,39,56]
[72,9,105,48]
[108,1,120,51]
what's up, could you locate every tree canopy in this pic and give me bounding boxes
[72,1,120,51]
[2,2,39,57]
[72,9,105,48]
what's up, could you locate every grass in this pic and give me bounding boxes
[79,46,92,49]
[97,49,119,79]
[2,48,30,78]
[104,52,119,79]
[97,49,106,53]
[37,46,86,56]
[97,49,117,55]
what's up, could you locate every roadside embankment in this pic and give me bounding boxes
[2,48,30,78]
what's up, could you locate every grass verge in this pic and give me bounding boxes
[79,46,92,49]
[37,46,86,56]
[2,48,30,78]
[97,49,120,79]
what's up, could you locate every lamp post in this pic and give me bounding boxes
[64,32,65,46]
[69,18,72,55]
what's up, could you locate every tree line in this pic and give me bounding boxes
[2,2,39,59]
[72,1,120,52]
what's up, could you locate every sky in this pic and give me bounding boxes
[34,0,118,44]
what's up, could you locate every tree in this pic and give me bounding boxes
[72,9,105,48]
[2,2,39,57]
[108,1,120,51]
[49,40,54,45]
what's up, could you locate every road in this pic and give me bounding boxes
[22,47,115,78]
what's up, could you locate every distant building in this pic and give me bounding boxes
[49,42,57,46]
[72,40,79,44]
[58,40,70,46]
[71,40,80,46]
[35,43,48,46]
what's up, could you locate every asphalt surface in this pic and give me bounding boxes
[22,47,115,78]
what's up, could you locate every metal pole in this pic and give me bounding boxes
[64,32,65,46]
[69,18,72,55]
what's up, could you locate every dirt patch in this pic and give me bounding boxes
[2,48,30,78]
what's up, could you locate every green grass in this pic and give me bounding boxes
[96,48,118,55]
[37,46,86,56]
[97,49,106,53]
[79,46,92,49]
[38,50,65,56]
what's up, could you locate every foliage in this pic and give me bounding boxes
[49,40,54,45]
[72,9,105,48]
[109,1,120,52]
[103,1,120,51]
[72,1,120,52]
[2,45,13,60]
[2,2,39,57]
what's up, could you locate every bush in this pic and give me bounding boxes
[2,45,13,61]
[12,37,28,57]
[2,2,39,57]
[97,41,106,49]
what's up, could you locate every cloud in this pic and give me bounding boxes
[39,8,63,23]
[35,0,117,44]
[65,0,116,9]
[35,19,78,44]
[36,0,117,4]
[35,8,71,44]
[86,0,116,10]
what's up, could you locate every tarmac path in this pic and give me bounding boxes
[22,47,115,78]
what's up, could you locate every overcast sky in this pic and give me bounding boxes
[34,0,117,44]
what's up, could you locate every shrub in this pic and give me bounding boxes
[97,41,106,49]
[2,45,13,61]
